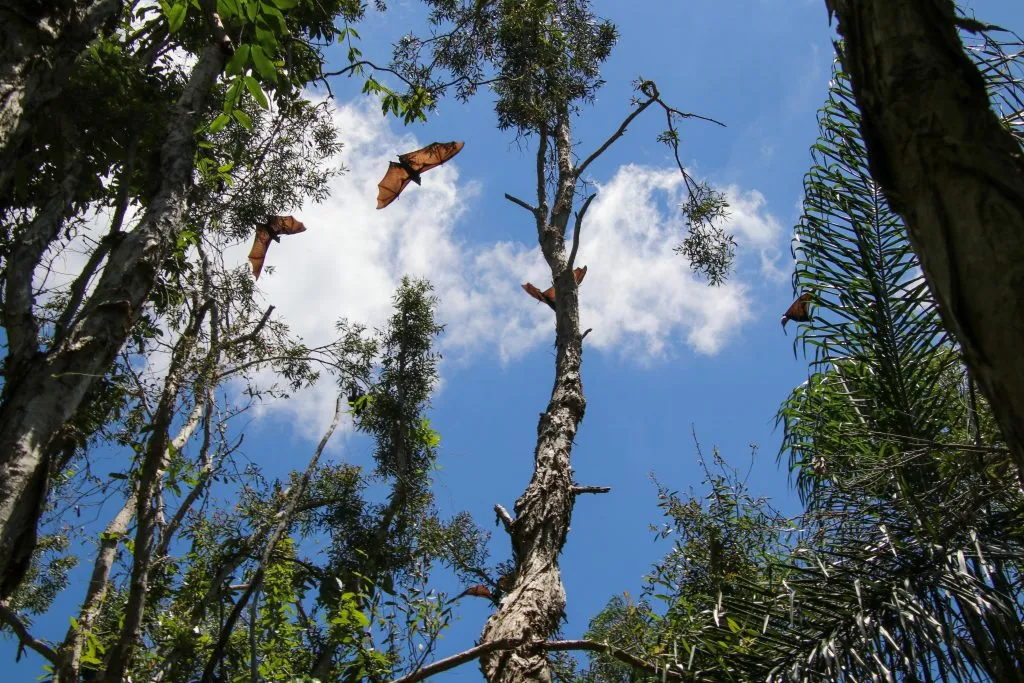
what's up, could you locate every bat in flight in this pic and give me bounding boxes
[522,266,588,311]
[376,141,465,209]
[781,292,811,332]
[248,215,306,280]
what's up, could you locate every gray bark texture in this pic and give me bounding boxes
[830,0,1024,477]
[0,0,123,204]
[0,41,227,598]
[478,115,586,683]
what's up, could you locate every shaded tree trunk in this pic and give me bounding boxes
[0,40,227,599]
[478,113,586,683]
[829,0,1024,478]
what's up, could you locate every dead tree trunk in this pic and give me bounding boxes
[478,112,588,683]
[828,0,1024,478]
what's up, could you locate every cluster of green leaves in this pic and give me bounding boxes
[410,0,617,130]
[582,452,796,682]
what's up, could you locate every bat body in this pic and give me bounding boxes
[781,292,811,330]
[248,215,306,280]
[522,266,588,311]
[376,141,465,209]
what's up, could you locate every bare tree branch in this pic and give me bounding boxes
[575,92,657,178]
[494,504,514,534]
[388,637,697,683]
[504,193,536,213]
[0,600,58,663]
[571,485,610,495]
[567,193,596,271]
[223,305,274,348]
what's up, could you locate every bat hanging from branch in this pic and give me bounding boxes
[781,292,811,332]
[447,584,494,605]
[376,141,465,209]
[522,266,588,311]
[248,215,306,281]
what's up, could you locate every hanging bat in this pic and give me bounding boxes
[376,141,465,209]
[447,584,495,605]
[248,215,306,280]
[522,266,588,311]
[781,292,811,332]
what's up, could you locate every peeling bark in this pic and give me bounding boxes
[829,0,1024,477]
[478,112,586,683]
[0,40,227,598]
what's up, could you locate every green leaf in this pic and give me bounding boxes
[244,75,269,108]
[225,43,251,75]
[271,0,298,9]
[166,2,187,32]
[232,109,253,130]
[250,45,278,82]
[209,113,232,132]
[216,0,241,20]
[260,5,288,34]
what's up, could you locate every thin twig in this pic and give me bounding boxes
[223,305,274,348]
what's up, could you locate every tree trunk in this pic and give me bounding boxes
[478,114,586,683]
[828,0,1024,478]
[54,493,135,683]
[0,0,123,206]
[0,40,226,599]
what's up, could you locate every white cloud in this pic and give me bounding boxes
[723,185,788,282]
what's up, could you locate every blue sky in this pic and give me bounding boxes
[6,0,1024,680]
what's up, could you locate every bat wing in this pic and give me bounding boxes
[399,141,465,174]
[377,162,414,209]
[267,215,307,235]
[573,265,588,285]
[782,292,811,328]
[522,282,556,310]
[248,227,273,280]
